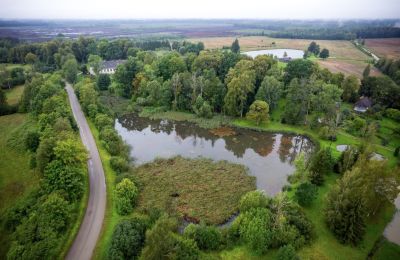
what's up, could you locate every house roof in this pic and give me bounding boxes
[354,97,372,108]
[101,60,126,70]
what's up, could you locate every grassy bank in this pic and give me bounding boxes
[0,114,39,258]
[4,85,24,106]
[89,120,121,260]
[134,156,256,224]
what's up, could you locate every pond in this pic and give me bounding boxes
[115,114,313,196]
[384,196,400,245]
[243,48,304,59]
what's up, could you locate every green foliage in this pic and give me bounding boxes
[255,75,283,110]
[231,39,240,54]
[246,100,269,125]
[193,95,213,118]
[88,54,102,74]
[239,190,269,212]
[282,78,309,125]
[24,130,40,152]
[295,182,317,207]
[156,52,187,80]
[114,178,138,215]
[319,48,330,59]
[107,217,148,260]
[171,235,200,260]
[307,41,320,55]
[114,57,143,98]
[95,113,114,130]
[284,59,315,84]
[276,244,299,260]
[233,207,273,254]
[110,156,129,174]
[341,75,359,102]
[385,108,400,122]
[337,146,359,174]
[97,74,111,90]
[62,58,78,83]
[184,223,222,250]
[308,148,334,186]
[99,126,127,156]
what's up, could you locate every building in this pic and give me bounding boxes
[354,96,372,113]
[99,60,126,74]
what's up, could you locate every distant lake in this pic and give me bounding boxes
[244,49,304,59]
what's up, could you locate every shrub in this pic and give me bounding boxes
[295,182,317,207]
[97,74,111,91]
[308,148,333,186]
[110,156,130,174]
[25,130,40,152]
[100,127,126,156]
[114,178,138,215]
[172,235,200,260]
[234,207,274,254]
[184,223,222,250]
[95,113,114,130]
[386,108,400,122]
[107,217,148,260]
[276,244,299,260]
[239,190,269,212]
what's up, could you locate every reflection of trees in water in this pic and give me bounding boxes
[118,114,312,160]
[278,135,313,164]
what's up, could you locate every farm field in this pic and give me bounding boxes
[189,36,380,77]
[365,38,400,59]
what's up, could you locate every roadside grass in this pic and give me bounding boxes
[133,156,256,224]
[89,120,121,260]
[4,85,24,105]
[0,114,39,258]
[372,239,400,260]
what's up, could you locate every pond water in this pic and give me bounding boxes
[384,196,400,245]
[115,114,313,196]
[243,49,304,59]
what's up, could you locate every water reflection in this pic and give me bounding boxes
[116,114,313,195]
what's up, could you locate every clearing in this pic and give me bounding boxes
[365,38,400,59]
[189,36,379,78]
[4,85,24,105]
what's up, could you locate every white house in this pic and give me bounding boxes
[98,60,126,74]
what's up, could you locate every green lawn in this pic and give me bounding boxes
[4,85,24,105]
[0,113,39,259]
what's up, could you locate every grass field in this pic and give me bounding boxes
[133,157,255,224]
[0,113,39,259]
[4,85,24,105]
[188,36,380,78]
[365,38,400,59]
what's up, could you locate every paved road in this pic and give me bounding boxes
[65,82,106,260]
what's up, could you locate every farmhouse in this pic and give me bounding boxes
[99,60,126,74]
[354,96,372,113]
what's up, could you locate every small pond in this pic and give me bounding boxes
[384,196,400,245]
[115,114,313,196]
[243,48,304,59]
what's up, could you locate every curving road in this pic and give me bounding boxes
[65,82,106,260]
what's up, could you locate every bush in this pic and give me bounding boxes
[114,178,138,215]
[239,190,269,212]
[100,127,126,156]
[25,130,40,152]
[295,182,317,207]
[276,244,299,260]
[386,108,400,122]
[172,235,200,260]
[107,217,148,260]
[184,223,222,250]
[110,156,130,174]
[308,148,333,186]
[95,113,114,130]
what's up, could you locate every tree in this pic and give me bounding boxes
[96,74,111,91]
[253,55,277,84]
[295,182,317,207]
[25,52,37,64]
[308,148,333,186]
[246,100,269,125]
[255,75,283,110]
[115,178,138,215]
[319,48,330,59]
[363,64,371,79]
[88,54,102,74]
[239,190,269,212]
[114,57,143,98]
[0,88,9,115]
[156,52,186,80]
[284,59,316,85]
[62,58,78,83]
[231,38,240,54]
[341,75,359,102]
[282,78,311,125]
[108,218,148,260]
[307,41,320,55]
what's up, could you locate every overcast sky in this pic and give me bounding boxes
[1,0,399,19]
